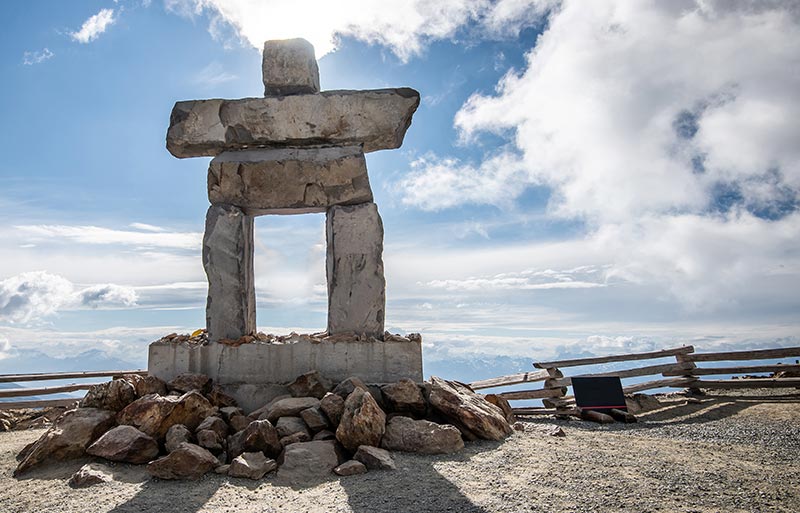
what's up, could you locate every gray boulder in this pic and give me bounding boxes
[86,425,159,464]
[288,370,332,399]
[14,408,116,476]
[147,442,218,480]
[228,452,277,480]
[335,387,386,452]
[165,424,193,453]
[381,416,464,454]
[334,460,367,476]
[381,379,426,417]
[353,445,396,470]
[266,397,320,423]
[428,376,512,441]
[80,379,137,412]
[277,441,340,483]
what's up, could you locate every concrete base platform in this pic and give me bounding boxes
[148,334,423,412]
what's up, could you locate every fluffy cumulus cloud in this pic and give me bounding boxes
[0,271,137,324]
[165,0,555,59]
[70,8,116,44]
[399,0,800,309]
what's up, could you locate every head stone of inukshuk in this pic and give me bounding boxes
[166,38,420,344]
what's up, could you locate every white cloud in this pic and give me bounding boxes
[423,265,608,292]
[71,8,117,44]
[22,48,54,65]
[0,271,137,324]
[16,224,202,250]
[397,1,800,311]
[165,0,552,60]
[399,152,531,210]
[0,336,12,360]
[192,61,238,86]
[128,222,166,232]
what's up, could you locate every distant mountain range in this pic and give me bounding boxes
[0,349,141,376]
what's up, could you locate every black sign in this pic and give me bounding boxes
[572,376,627,412]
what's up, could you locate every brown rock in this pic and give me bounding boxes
[335,387,386,452]
[167,373,212,394]
[206,385,238,408]
[248,394,291,421]
[14,408,116,476]
[80,379,137,412]
[381,379,426,417]
[215,464,230,474]
[196,416,228,439]
[313,430,336,441]
[165,424,193,453]
[117,391,215,440]
[548,426,565,437]
[147,442,218,480]
[428,376,512,441]
[280,431,311,447]
[353,445,396,470]
[484,394,516,424]
[320,392,345,427]
[276,416,310,439]
[229,414,249,433]
[276,441,340,483]
[69,463,113,488]
[266,397,320,423]
[381,416,464,454]
[227,419,282,459]
[288,371,332,399]
[86,425,159,464]
[134,375,168,397]
[219,406,244,422]
[334,460,367,476]
[228,452,277,480]
[300,406,330,432]
[332,377,368,399]
[197,429,223,453]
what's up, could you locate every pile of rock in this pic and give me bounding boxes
[13,371,513,483]
[155,329,421,348]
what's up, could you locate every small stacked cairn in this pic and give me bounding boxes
[13,369,514,483]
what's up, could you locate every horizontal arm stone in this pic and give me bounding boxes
[208,147,373,214]
[167,88,420,158]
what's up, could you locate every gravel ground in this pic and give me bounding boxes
[0,388,797,513]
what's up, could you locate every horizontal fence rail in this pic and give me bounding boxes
[0,369,147,410]
[470,345,800,417]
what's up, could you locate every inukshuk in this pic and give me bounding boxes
[157,39,421,403]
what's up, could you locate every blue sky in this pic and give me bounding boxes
[1,0,799,375]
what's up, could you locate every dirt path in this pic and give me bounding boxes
[1,389,798,513]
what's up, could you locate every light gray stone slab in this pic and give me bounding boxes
[326,203,385,338]
[262,38,320,96]
[166,88,420,158]
[147,335,423,392]
[203,204,255,342]
[208,147,372,214]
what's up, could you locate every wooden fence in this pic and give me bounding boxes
[0,370,147,410]
[469,345,800,417]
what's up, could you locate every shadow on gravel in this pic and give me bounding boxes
[107,477,223,513]
[339,441,500,513]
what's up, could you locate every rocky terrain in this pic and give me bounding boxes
[0,387,797,512]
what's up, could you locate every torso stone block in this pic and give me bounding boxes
[208,147,372,215]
